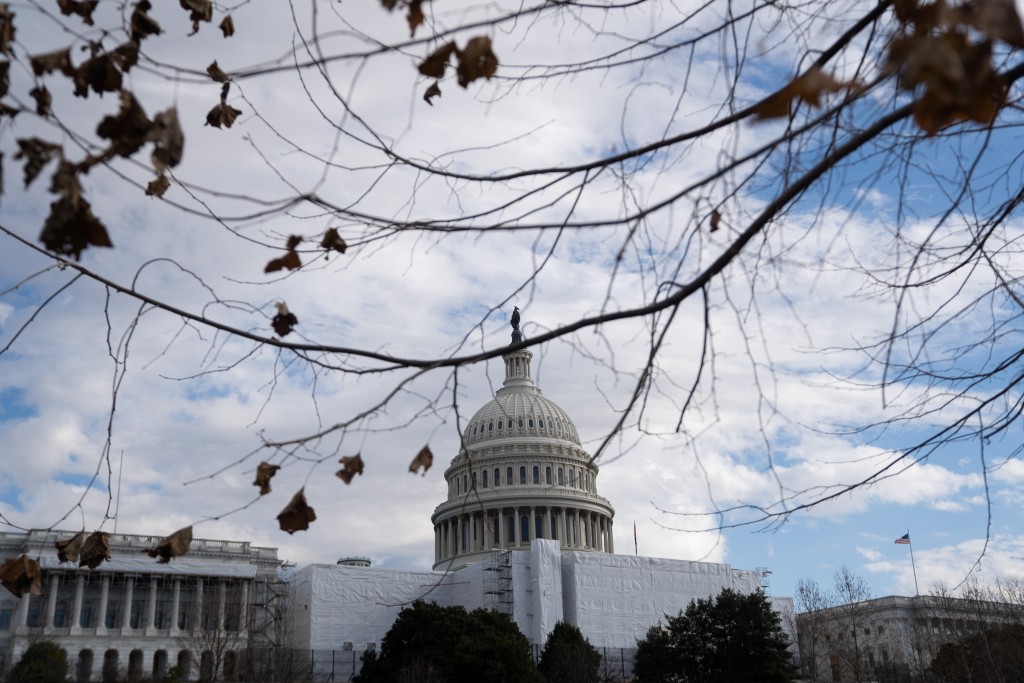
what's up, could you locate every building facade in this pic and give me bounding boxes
[796,593,1024,682]
[431,319,615,569]
[0,529,280,681]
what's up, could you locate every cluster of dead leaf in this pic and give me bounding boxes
[263,229,348,337]
[256,446,433,534]
[755,0,1023,135]
[0,526,193,599]
[0,0,237,260]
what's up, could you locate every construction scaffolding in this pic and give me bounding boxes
[483,550,514,615]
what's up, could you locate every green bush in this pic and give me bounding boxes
[8,642,69,683]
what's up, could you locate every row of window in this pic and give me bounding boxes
[62,647,232,683]
[470,415,573,438]
[453,464,593,495]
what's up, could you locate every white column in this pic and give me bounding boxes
[146,579,158,631]
[529,507,535,542]
[545,508,552,540]
[238,580,250,633]
[194,578,204,631]
[70,574,84,633]
[217,580,226,631]
[574,509,582,548]
[17,592,29,628]
[121,576,135,633]
[170,578,181,634]
[45,574,58,629]
[96,576,109,634]
[498,509,504,546]
[608,520,614,553]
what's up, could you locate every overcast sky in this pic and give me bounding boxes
[1,0,1023,606]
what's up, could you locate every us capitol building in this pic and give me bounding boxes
[0,312,778,681]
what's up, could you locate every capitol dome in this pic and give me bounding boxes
[431,312,615,569]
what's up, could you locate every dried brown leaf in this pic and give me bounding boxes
[220,15,234,37]
[30,48,72,77]
[271,301,298,337]
[207,61,229,83]
[0,555,42,597]
[970,0,1024,48]
[79,531,110,569]
[147,526,192,563]
[55,530,86,563]
[320,227,347,254]
[754,67,857,120]
[74,53,122,97]
[96,90,152,158]
[131,0,162,42]
[57,0,98,25]
[112,41,140,73]
[336,454,365,484]
[409,445,433,476]
[710,209,721,233]
[0,4,14,55]
[146,173,170,197]
[29,86,51,116]
[407,0,424,36]
[423,81,441,105]
[253,462,280,495]
[456,36,498,88]
[0,59,8,98]
[14,137,62,187]
[149,107,183,171]
[181,0,213,34]
[419,42,456,79]
[40,164,112,260]
[277,487,316,534]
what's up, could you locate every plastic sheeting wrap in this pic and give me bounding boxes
[530,539,563,644]
[295,564,451,650]
[560,552,763,648]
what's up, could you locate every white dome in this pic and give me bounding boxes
[464,386,580,446]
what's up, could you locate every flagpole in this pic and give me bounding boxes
[907,530,920,596]
[634,521,638,556]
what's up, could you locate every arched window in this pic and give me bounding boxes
[482,470,488,488]
[535,515,543,539]
[176,651,192,683]
[521,515,529,542]
[577,469,582,488]
[532,466,540,484]
[568,469,574,487]
[200,651,214,683]
[472,472,477,489]
[488,421,493,431]
[539,418,544,428]
[473,426,477,435]
[507,467,513,485]
[519,466,527,485]
[508,419,513,429]
[518,418,524,428]
[529,418,534,428]
[494,468,500,486]
[102,651,119,683]
[463,474,468,492]
[507,516,516,544]
[77,650,94,683]
[152,651,168,682]
[128,649,143,682]
[497,419,502,430]
[558,467,564,485]
[224,651,239,682]
[461,523,468,551]
[545,466,552,485]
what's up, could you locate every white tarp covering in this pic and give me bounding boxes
[299,564,451,650]
[530,539,563,644]
[561,552,764,648]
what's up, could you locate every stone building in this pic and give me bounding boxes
[796,593,1024,682]
[0,529,280,681]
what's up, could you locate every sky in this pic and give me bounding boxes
[2,0,1024,609]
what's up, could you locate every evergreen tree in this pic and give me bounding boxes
[354,601,540,683]
[538,622,601,683]
[8,642,69,683]
[634,589,797,683]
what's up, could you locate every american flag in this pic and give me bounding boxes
[895,533,911,545]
